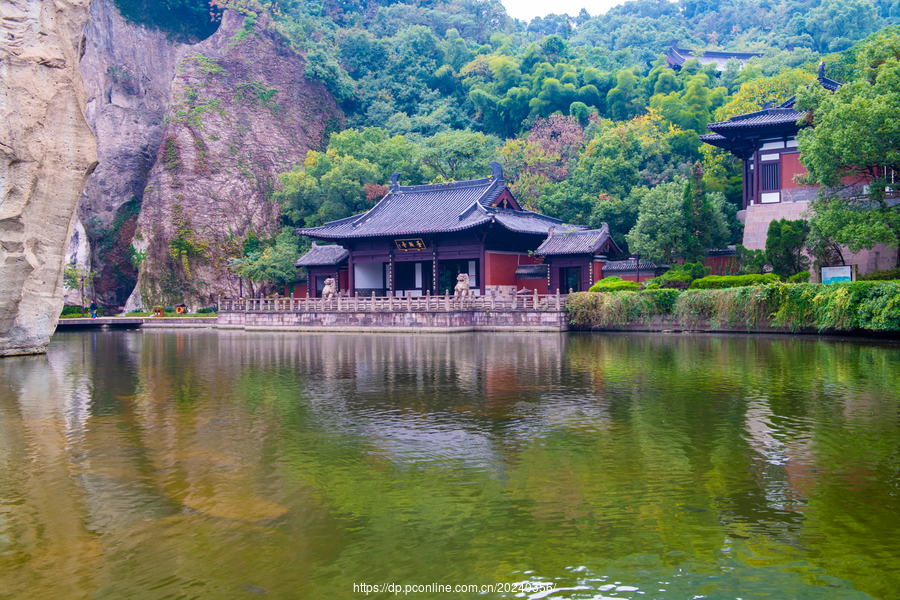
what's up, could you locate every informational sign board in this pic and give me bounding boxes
[821,265,853,284]
[394,238,426,251]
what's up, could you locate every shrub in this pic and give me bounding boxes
[566,291,658,326]
[650,262,709,289]
[787,271,811,283]
[859,267,900,281]
[197,306,218,314]
[672,287,770,328]
[690,273,780,289]
[568,281,900,331]
[61,306,85,316]
[642,288,682,313]
[589,276,640,293]
[765,281,900,331]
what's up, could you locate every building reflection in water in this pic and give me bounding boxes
[1,331,899,599]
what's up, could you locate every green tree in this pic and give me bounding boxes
[63,264,98,317]
[606,69,641,120]
[590,190,641,254]
[765,218,811,277]
[682,162,730,262]
[228,228,301,290]
[418,129,500,180]
[802,0,879,52]
[797,59,900,257]
[625,181,686,264]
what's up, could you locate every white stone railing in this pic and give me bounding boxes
[219,290,567,313]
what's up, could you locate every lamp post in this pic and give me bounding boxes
[635,252,641,285]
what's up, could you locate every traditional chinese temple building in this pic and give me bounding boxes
[534,226,621,292]
[700,64,842,212]
[296,163,625,297]
[700,67,896,273]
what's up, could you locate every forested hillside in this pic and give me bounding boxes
[108,0,900,295]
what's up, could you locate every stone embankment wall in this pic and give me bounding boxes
[1,0,98,357]
[218,310,569,332]
[740,202,897,275]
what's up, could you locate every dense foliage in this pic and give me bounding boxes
[117,0,900,286]
[567,281,900,331]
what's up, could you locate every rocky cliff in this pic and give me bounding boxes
[126,9,343,309]
[0,0,98,356]
[76,0,189,307]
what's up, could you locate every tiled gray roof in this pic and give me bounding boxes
[533,225,615,257]
[667,44,763,71]
[516,264,549,279]
[295,242,349,267]
[297,164,565,240]
[603,259,665,272]
[707,108,806,132]
[705,74,841,135]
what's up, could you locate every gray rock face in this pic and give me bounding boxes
[127,10,343,308]
[79,0,187,225]
[0,0,98,357]
[77,0,189,306]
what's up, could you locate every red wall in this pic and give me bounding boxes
[284,283,309,297]
[705,255,739,275]
[485,252,520,286]
[593,260,604,285]
[518,278,548,294]
[617,273,656,283]
[339,270,349,293]
[485,252,542,287]
[781,152,808,189]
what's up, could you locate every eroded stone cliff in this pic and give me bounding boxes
[126,10,343,309]
[77,0,189,307]
[1,0,98,356]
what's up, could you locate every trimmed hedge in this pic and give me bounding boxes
[566,281,900,332]
[690,273,780,289]
[859,267,900,281]
[588,276,641,293]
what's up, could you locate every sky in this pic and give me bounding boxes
[502,0,626,22]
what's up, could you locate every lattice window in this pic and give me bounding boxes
[761,163,780,191]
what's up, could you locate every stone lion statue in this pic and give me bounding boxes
[321,278,337,299]
[454,273,471,296]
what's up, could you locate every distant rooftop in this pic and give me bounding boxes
[666,41,765,72]
[603,258,667,272]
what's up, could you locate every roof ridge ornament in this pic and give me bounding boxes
[389,172,400,191]
[489,161,503,185]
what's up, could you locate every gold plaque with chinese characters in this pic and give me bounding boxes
[394,238,426,251]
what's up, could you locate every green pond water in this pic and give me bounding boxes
[1,331,900,600]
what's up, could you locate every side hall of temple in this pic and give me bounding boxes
[295,163,625,298]
[700,65,898,273]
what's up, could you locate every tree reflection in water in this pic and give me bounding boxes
[1,331,898,599]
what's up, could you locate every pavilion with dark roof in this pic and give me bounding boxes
[666,41,764,72]
[296,163,626,297]
[533,226,623,291]
[700,64,843,211]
